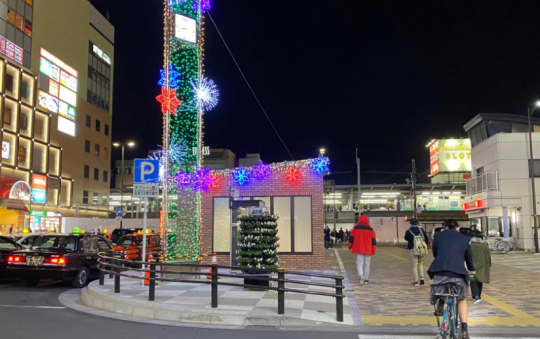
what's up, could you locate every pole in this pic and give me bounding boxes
[356,148,361,211]
[120,144,125,228]
[142,197,148,271]
[333,181,337,230]
[412,159,417,219]
[528,107,539,253]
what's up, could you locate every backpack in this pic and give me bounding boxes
[409,229,428,256]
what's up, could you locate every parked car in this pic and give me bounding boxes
[6,234,112,287]
[109,228,142,244]
[0,236,22,279]
[113,233,161,261]
[17,233,61,248]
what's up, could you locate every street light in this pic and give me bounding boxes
[319,147,326,156]
[113,141,136,227]
[527,101,540,253]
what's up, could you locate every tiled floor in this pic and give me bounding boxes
[96,269,354,325]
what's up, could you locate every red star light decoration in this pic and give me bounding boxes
[156,87,181,115]
[285,166,300,183]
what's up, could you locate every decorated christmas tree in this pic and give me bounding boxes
[237,215,279,273]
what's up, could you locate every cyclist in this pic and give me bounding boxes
[428,219,475,339]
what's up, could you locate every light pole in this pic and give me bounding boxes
[527,101,540,253]
[113,141,136,228]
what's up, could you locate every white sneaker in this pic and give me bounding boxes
[473,298,483,304]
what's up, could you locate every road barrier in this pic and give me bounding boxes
[97,252,345,322]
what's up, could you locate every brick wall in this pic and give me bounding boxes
[200,162,324,270]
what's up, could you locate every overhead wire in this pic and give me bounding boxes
[206,12,295,160]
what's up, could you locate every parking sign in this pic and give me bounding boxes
[133,159,160,184]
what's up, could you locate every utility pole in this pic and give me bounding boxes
[356,148,361,211]
[411,159,417,219]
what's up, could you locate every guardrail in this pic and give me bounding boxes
[97,252,345,322]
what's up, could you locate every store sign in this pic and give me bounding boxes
[2,141,10,159]
[0,34,23,64]
[428,139,471,176]
[32,174,47,204]
[39,48,78,125]
[30,211,46,217]
[58,116,76,137]
[92,43,111,65]
[38,90,59,113]
[175,14,197,44]
[463,199,486,211]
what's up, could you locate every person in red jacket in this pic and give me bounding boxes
[348,214,377,285]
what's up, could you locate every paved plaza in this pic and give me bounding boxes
[335,246,540,328]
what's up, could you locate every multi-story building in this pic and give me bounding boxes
[0,0,114,234]
[463,113,540,251]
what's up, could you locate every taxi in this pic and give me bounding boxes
[112,232,161,261]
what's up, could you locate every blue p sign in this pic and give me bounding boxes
[134,159,160,184]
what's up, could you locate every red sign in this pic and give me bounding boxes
[463,200,485,211]
[32,174,47,191]
[429,141,440,176]
[0,35,23,64]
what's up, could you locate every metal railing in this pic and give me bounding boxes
[97,252,345,322]
[466,171,499,195]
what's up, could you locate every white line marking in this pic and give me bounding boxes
[334,248,346,274]
[0,305,66,309]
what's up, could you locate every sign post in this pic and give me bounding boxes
[133,159,160,272]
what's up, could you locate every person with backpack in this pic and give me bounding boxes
[405,218,429,287]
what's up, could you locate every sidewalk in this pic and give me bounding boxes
[80,270,354,328]
[336,246,540,328]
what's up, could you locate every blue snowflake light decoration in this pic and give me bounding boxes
[192,0,211,12]
[232,168,251,185]
[311,155,330,175]
[191,76,219,112]
[158,65,181,89]
[252,161,271,180]
[147,139,187,165]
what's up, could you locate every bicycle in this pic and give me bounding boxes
[431,283,463,339]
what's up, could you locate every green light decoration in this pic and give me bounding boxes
[162,0,206,261]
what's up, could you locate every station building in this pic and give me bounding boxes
[0,0,115,234]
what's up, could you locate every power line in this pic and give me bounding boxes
[206,13,295,160]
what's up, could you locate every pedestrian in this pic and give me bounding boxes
[346,229,350,242]
[348,214,377,285]
[331,227,337,247]
[469,230,491,304]
[405,218,430,286]
[338,228,344,244]
[324,225,331,249]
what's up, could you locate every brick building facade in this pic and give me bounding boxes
[200,159,325,270]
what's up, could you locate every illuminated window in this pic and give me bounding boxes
[19,105,32,137]
[33,111,48,142]
[88,42,111,111]
[21,73,34,105]
[48,147,60,176]
[60,179,71,206]
[3,99,18,132]
[5,64,19,98]
[17,137,30,168]
[7,9,15,26]
[32,142,47,173]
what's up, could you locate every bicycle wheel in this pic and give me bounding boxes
[449,298,459,339]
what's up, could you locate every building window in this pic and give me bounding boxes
[94,168,99,180]
[83,190,89,204]
[93,193,99,205]
[5,73,13,93]
[95,144,100,157]
[86,114,91,128]
[95,119,100,132]
[103,170,108,183]
[104,124,109,136]
[87,42,111,111]
[84,140,90,153]
[84,165,89,178]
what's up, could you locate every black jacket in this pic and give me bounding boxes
[428,229,475,280]
[404,225,429,250]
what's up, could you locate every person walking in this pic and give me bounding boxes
[348,214,377,285]
[405,218,430,287]
[338,228,345,245]
[469,230,491,304]
[324,225,331,249]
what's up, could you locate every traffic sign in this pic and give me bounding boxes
[133,183,160,197]
[116,207,123,217]
[133,159,160,184]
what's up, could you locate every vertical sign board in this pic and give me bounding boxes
[31,174,47,204]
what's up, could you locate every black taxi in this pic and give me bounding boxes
[6,234,111,287]
[0,236,22,279]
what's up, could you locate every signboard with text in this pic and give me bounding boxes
[133,184,160,197]
[31,174,47,204]
[428,139,471,176]
[0,34,23,64]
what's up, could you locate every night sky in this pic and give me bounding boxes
[89,1,540,184]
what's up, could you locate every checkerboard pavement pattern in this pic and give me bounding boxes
[96,269,353,325]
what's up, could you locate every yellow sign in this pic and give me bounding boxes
[428,139,471,175]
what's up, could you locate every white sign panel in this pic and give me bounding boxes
[58,116,76,136]
[175,14,197,44]
[38,90,59,113]
[2,141,10,159]
[59,85,77,107]
[133,184,160,197]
